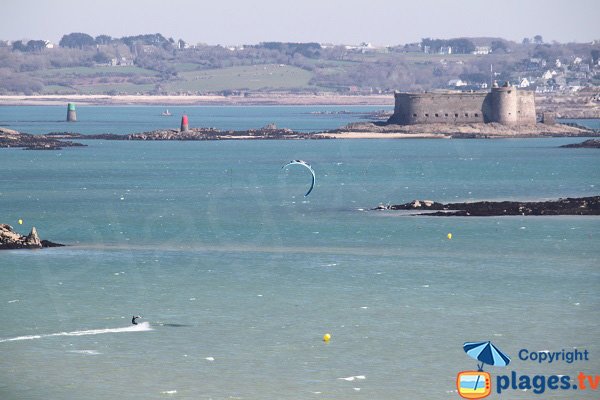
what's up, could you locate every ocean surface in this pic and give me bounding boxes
[0,105,390,135]
[0,107,599,399]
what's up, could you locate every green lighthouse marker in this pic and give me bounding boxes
[67,103,77,122]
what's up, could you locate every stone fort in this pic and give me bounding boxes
[388,82,536,125]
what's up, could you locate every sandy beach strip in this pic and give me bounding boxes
[317,132,450,139]
[0,94,393,106]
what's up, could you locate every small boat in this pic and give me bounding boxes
[161,109,172,116]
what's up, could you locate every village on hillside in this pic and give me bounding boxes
[0,33,599,96]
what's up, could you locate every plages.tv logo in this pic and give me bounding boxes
[456,341,511,399]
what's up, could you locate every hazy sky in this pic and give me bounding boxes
[2,0,599,45]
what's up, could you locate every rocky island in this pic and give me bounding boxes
[0,127,86,150]
[316,121,595,139]
[560,139,600,148]
[1,124,331,150]
[374,196,600,216]
[0,224,64,250]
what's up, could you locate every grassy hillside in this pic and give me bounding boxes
[1,37,598,95]
[163,64,314,93]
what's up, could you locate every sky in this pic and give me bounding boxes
[2,0,599,45]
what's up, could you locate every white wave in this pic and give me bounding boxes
[338,375,366,381]
[8,299,19,303]
[161,390,177,394]
[205,357,215,361]
[0,322,152,343]
[68,350,102,355]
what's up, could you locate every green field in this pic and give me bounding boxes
[74,83,156,94]
[34,66,159,77]
[40,85,77,94]
[163,64,314,92]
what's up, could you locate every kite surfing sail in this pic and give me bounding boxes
[282,160,316,197]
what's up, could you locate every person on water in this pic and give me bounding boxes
[131,315,142,325]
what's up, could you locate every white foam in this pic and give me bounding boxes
[205,357,215,361]
[0,322,152,343]
[353,388,361,391]
[68,350,101,355]
[8,299,19,303]
[161,390,177,394]
[338,375,366,382]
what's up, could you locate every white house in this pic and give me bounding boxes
[542,70,557,80]
[439,46,452,55]
[472,46,491,55]
[519,78,530,88]
[447,79,467,87]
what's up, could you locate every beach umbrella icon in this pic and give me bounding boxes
[463,341,510,395]
[463,341,511,371]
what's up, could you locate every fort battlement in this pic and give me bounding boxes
[388,83,536,126]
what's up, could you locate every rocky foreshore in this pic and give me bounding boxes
[2,119,597,150]
[3,125,330,149]
[0,127,86,150]
[560,139,600,148]
[0,224,64,249]
[318,121,596,139]
[373,196,600,216]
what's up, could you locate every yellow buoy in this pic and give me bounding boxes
[447,233,452,240]
[323,333,331,342]
[18,219,23,225]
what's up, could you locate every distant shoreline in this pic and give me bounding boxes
[0,94,393,107]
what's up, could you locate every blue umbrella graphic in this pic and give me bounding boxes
[463,341,511,392]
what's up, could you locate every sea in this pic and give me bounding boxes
[0,106,599,399]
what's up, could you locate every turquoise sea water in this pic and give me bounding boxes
[0,105,390,134]
[1,108,599,399]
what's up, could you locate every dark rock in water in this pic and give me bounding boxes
[560,139,600,148]
[0,224,64,249]
[375,196,600,216]
[41,239,65,248]
[0,127,86,150]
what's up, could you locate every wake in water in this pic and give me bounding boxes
[0,321,152,343]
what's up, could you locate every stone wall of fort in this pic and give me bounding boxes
[388,86,536,126]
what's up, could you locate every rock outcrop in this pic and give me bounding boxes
[320,121,597,139]
[0,224,64,249]
[374,196,600,216]
[0,127,86,150]
[560,139,600,148]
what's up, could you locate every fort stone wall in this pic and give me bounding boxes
[389,93,488,124]
[388,85,536,126]
[517,91,536,124]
